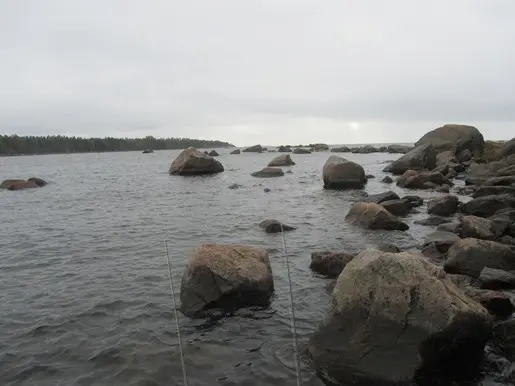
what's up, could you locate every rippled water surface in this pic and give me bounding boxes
[0,149,500,386]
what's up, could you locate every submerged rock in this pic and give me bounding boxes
[27,177,48,187]
[169,147,224,175]
[310,251,355,278]
[142,149,153,153]
[345,202,409,231]
[230,149,241,154]
[258,219,296,233]
[267,154,295,167]
[363,191,400,204]
[251,167,284,178]
[415,216,452,227]
[0,179,40,190]
[322,156,366,189]
[180,244,274,317]
[307,249,491,385]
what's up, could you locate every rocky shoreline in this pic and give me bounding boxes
[3,124,515,384]
[166,124,515,385]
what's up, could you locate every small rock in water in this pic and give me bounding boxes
[380,199,411,217]
[381,176,394,184]
[263,188,271,193]
[402,195,424,208]
[251,167,284,178]
[363,191,400,204]
[366,174,376,179]
[310,251,355,278]
[228,183,243,189]
[345,202,409,231]
[259,219,296,233]
[286,170,293,174]
[437,222,461,234]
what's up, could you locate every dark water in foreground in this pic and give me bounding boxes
[0,149,507,386]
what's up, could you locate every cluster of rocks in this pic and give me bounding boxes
[304,125,515,384]
[170,125,515,385]
[331,143,413,154]
[1,177,47,190]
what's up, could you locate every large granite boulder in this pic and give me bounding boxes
[322,156,366,189]
[267,154,295,167]
[169,147,224,175]
[180,244,274,316]
[242,144,263,153]
[307,249,491,385]
[345,202,409,231]
[444,238,515,278]
[415,124,485,156]
[251,167,284,178]
[384,144,437,175]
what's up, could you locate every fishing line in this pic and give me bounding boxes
[280,223,303,386]
[164,240,189,386]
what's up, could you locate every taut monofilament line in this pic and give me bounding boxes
[280,223,303,386]
[164,240,189,386]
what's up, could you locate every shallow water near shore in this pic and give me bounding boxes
[0,148,510,386]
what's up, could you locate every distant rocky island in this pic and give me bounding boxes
[0,134,235,156]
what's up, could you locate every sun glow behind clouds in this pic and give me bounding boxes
[349,122,360,131]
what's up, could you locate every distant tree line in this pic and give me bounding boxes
[0,135,235,156]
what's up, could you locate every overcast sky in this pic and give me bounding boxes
[0,0,514,146]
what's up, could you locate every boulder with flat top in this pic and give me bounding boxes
[180,244,274,317]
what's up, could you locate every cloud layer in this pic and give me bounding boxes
[1,0,514,145]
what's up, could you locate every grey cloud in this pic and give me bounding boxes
[0,0,514,145]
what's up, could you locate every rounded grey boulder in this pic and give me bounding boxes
[169,147,224,175]
[267,154,295,167]
[323,155,366,189]
[307,249,491,385]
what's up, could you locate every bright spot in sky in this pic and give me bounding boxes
[349,122,360,131]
